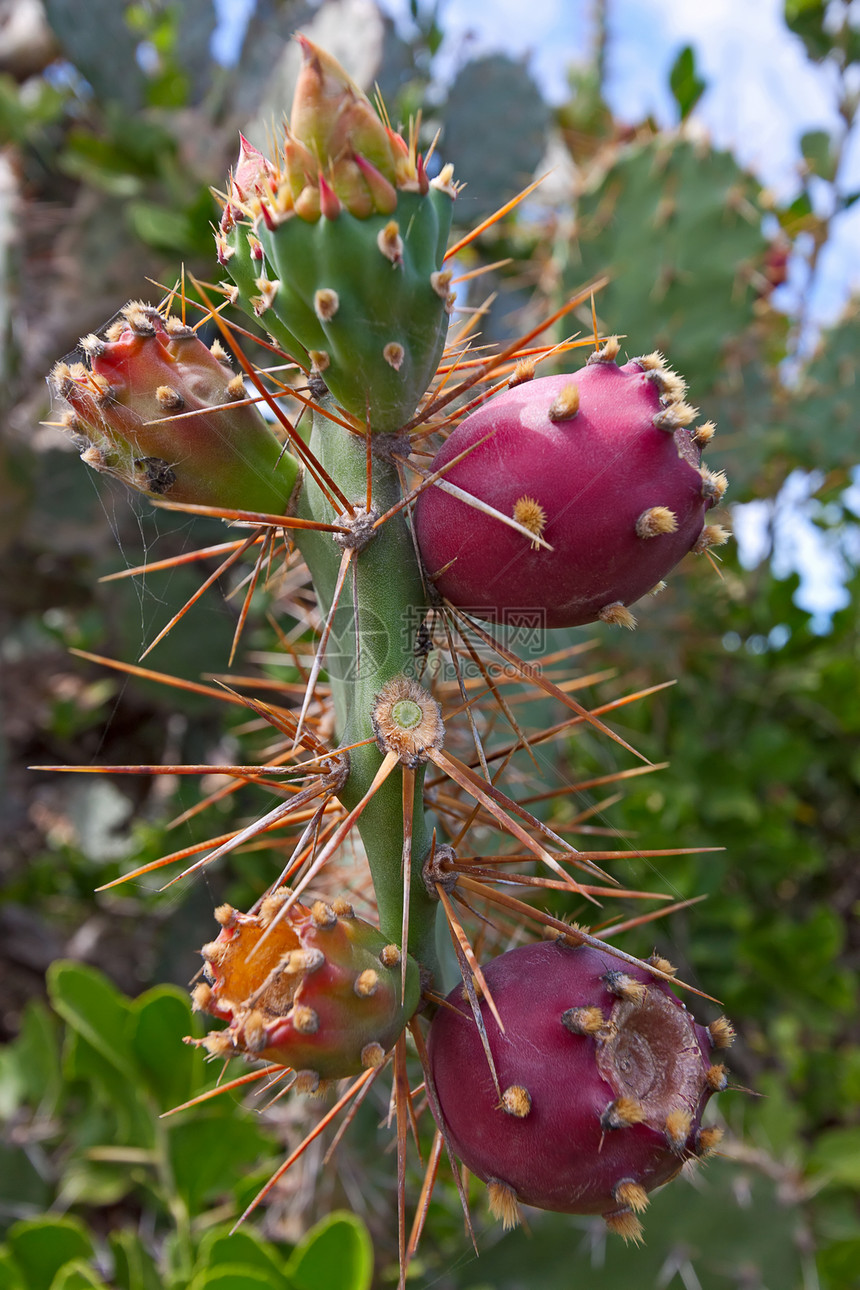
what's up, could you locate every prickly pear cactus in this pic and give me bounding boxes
[414,339,728,628]
[45,33,739,1283]
[194,890,419,1084]
[50,301,297,511]
[427,940,732,1240]
[218,38,456,433]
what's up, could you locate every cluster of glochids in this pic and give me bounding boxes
[43,32,735,1273]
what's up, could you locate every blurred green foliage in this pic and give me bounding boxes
[2,1,859,1288]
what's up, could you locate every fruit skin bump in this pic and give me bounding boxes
[427,940,727,1233]
[193,889,420,1085]
[414,347,727,628]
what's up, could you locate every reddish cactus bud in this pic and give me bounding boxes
[195,888,420,1082]
[50,303,296,512]
[415,353,727,628]
[428,941,725,1231]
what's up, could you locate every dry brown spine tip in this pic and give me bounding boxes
[649,367,687,402]
[331,897,355,918]
[487,1179,520,1230]
[508,358,535,387]
[707,1063,728,1091]
[354,968,379,997]
[588,335,621,364]
[210,339,229,362]
[309,349,330,373]
[377,219,403,264]
[649,580,668,596]
[123,304,157,335]
[604,1208,645,1244]
[294,1070,321,1095]
[156,385,185,412]
[430,269,453,298]
[251,277,279,313]
[163,316,194,338]
[647,953,677,976]
[313,287,339,321]
[602,971,647,1004]
[310,900,337,929]
[653,402,696,430]
[633,350,665,372]
[202,1031,234,1058]
[561,1005,606,1036]
[379,944,401,969]
[383,341,405,371]
[700,467,729,503]
[602,1097,646,1130]
[613,1179,650,1213]
[697,1125,724,1156]
[191,983,212,1011]
[512,495,547,549]
[693,523,731,553]
[225,374,246,401]
[708,1016,736,1049]
[214,903,235,926]
[547,382,580,421]
[665,1108,693,1149]
[636,506,678,539]
[80,333,104,358]
[692,420,716,446]
[599,602,637,630]
[500,1085,532,1118]
[292,1004,320,1034]
[360,1042,386,1069]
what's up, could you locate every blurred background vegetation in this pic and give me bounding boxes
[1,1,858,1287]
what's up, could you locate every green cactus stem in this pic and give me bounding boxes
[291,395,440,978]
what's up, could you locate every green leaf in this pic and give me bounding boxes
[167,1113,273,1213]
[784,0,831,61]
[108,1230,162,1290]
[131,986,200,1111]
[194,1229,289,1282]
[189,1269,277,1290]
[47,961,137,1078]
[49,1260,110,1290]
[669,44,706,119]
[810,1127,860,1189]
[286,1212,373,1290]
[7,1217,94,1290]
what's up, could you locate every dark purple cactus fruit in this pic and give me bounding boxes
[427,940,730,1239]
[414,342,728,629]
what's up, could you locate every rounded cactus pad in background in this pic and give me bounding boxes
[414,341,729,629]
[427,940,731,1239]
[193,889,420,1087]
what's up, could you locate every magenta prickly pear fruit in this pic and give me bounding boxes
[218,38,457,433]
[50,301,297,511]
[193,889,420,1086]
[427,940,731,1239]
[414,341,729,628]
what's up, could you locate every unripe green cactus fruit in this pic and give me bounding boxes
[50,301,297,511]
[414,340,729,628]
[193,889,420,1085]
[218,38,457,433]
[428,940,730,1239]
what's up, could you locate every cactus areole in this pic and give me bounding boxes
[428,941,727,1230]
[414,347,727,628]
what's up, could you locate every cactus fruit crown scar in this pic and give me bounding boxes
[45,30,736,1268]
